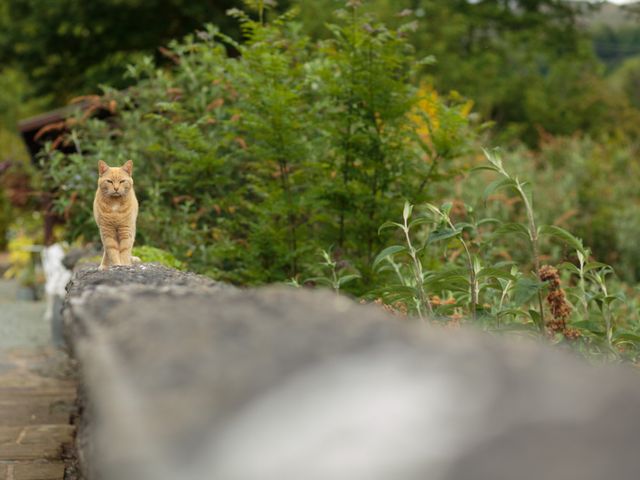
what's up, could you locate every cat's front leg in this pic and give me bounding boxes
[102,228,122,267]
[98,250,109,270]
[118,226,135,265]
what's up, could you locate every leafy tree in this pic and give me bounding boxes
[0,69,45,128]
[312,4,474,277]
[609,55,640,109]
[593,25,640,69]
[0,0,244,103]
[295,0,618,145]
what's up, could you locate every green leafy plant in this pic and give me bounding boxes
[370,147,636,362]
[304,249,360,295]
[475,148,548,331]
[373,199,516,326]
[132,246,186,270]
[374,202,433,321]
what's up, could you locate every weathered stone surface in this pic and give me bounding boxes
[64,265,640,480]
[66,264,220,300]
[62,246,101,271]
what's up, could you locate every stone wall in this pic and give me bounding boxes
[64,264,640,480]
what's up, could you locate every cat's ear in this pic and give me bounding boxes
[122,160,133,176]
[98,160,109,176]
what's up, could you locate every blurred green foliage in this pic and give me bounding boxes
[0,130,34,250]
[0,0,244,103]
[295,0,638,145]
[1,0,639,141]
[609,56,640,109]
[132,246,185,270]
[0,190,10,251]
[42,2,477,286]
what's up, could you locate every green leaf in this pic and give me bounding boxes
[477,267,516,282]
[483,177,516,202]
[424,269,469,291]
[408,217,431,230]
[539,225,585,254]
[427,227,461,244]
[470,165,499,174]
[338,274,361,287]
[613,332,640,345]
[494,222,530,239]
[424,203,441,217]
[424,275,469,290]
[528,309,541,327]
[427,268,467,280]
[373,285,417,297]
[480,283,505,293]
[417,55,436,66]
[512,277,545,306]
[472,255,482,275]
[572,320,604,335]
[383,293,416,304]
[455,222,475,232]
[584,261,611,272]
[604,293,625,306]
[440,202,453,216]
[305,277,333,287]
[375,264,399,275]
[373,285,418,304]
[496,308,527,319]
[558,262,581,276]
[482,147,504,169]
[403,201,413,222]
[373,245,406,270]
[378,221,403,235]
[495,261,518,269]
[477,218,501,227]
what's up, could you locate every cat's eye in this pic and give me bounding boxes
[119,180,125,184]
[106,180,113,184]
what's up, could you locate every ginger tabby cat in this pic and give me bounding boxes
[94,160,139,270]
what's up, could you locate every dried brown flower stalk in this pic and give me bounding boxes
[539,265,580,340]
[363,299,408,317]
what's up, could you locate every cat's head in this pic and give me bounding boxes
[97,160,134,198]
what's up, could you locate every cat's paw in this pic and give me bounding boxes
[132,256,141,264]
[98,263,108,271]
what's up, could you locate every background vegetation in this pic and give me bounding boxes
[4,0,640,361]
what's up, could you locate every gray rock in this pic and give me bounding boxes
[64,265,640,480]
[66,263,220,298]
[62,245,101,271]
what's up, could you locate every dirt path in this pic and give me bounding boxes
[0,280,77,480]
